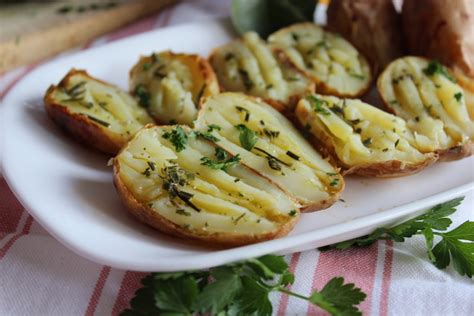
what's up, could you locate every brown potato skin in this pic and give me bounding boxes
[112,132,299,247]
[196,94,344,213]
[294,102,438,178]
[44,69,126,155]
[402,0,474,77]
[326,0,403,75]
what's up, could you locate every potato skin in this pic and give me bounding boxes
[294,100,438,178]
[112,127,298,247]
[402,0,474,77]
[44,69,126,155]
[326,0,403,75]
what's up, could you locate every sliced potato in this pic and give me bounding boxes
[378,57,474,160]
[194,92,344,212]
[268,23,372,98]
[453,67,474,120]
[113,125,299,246]
[44,69,154,154]
[209,31,315,112]
[295,94,437,177]
[130,51,219,125]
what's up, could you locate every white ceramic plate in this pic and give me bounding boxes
[2,20,474,272]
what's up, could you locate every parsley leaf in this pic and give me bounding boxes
[454,92,463,103]
[423,60,456,82]
[200,148,241,171]
[162,126,188,152]
[321,197,473,278]
[134,84,151,107]
[235,124,258,150]
[122,255,366,316]
[307,95,332,116]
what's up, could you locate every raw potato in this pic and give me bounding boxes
[130,51,219,125]
[268,23,372,98]
[113,125,299,247]
[209,31,315,112]
[326,0,402,75]
[44,69,154,154]
[402,0,474,78]
[295,94,437,177]
[378,57,474,160]
[194,92,344,212]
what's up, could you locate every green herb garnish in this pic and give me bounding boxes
[307,96,331,116]
[134,84,151,108]
[362,138,372,146]
[454,92,463,103]
[321,197,474,278]
[200,148,241,171]
[235,124,258,150]
[162,126,188,152]
[263,128,280,139]
[423,60,456,82]
[207,124,222,132]
[123,254,366,315]
[87,115,110,127]
[286,150,300,161]
[235,106,250,122]
[160,164,199,212]
[238,69,254,91]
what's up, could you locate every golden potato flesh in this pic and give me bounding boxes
[209,31,314,111]
[378,57,474,159]
[268,23,372,98]
[44,69,154,154]
[194,92,344,212]
[114,125,299,246]
[295,94,436,177]
[129,51,219,125]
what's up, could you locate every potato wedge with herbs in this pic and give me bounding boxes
[129,51,219,125]
[113,125,299,247]
[209,31,315,112]
[268,23,372,98]
[44,69,154,154]
[378,57,474,160]
[194,92,344,212]
[295,94,437,177]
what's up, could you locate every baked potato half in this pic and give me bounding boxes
[209,31,314,112]
[326,0,402,75]
[113,125,299,247]
[268,23,372,98]
[129,51,219,125]
[44,69,154,154]
[378,57,474,160]
[295,94,437,177]
[194,92,344,212]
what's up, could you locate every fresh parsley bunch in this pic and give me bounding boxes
[122,255,366,316]
[321,197,474,278]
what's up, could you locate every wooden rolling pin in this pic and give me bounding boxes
[0,0,176,74]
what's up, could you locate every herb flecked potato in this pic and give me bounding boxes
[209,31,315,112]
[378,57,474,161]
[44,69,154,154]
[113,125,299,247]
[295,94,437,177]
[194,92,344,211]
[130,51,219,125]
[268,23,372,98]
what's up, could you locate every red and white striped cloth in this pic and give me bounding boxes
[0,1,473,315]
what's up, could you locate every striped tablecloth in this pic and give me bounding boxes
[0,1,473,315]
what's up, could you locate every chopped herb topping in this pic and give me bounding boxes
[254,147,291,171]
[348,71,365,80]
[162,126,188,152]
[87,115,110,127]
[330,178,339,187]
[233,212,246,224]
[238,69,253,90]
[326,172,338,176]
[235,124,258,150]
[266,84,273,90]
[259,120,265,126]
[147,161,156,171]
[307,96,331,116]
[142,63,152,71]
[235,106,250,122]
[286,151,300,161]
[394,139,400,148]
[382,148,389,152]
[192,131,220,142]
[454,92,463,103]
[291,33,299,41]
[389,100,398,105]
[176,209,191,216]
[288,210,297,217]
[355,128,362,134]
[160,164,199,212]
[207,124,221,132]
[423,60,456,82]
[134,84,151,107]
[263,128,280,139]
[234,178,240,183]
[415,116,420,122]
[362,138,372,146]
[200,148,241,171]
[142,167,152,177]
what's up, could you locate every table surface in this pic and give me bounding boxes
[0,1,473,315]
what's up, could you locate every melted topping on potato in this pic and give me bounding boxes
[195,93,343,210]
[116,126,298,237]
[268,23,371,97]
[378,57,474,153]
[130,51,219,125]
[296,94,432,174]
[209,32,314,110]
[45,69,153,144]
